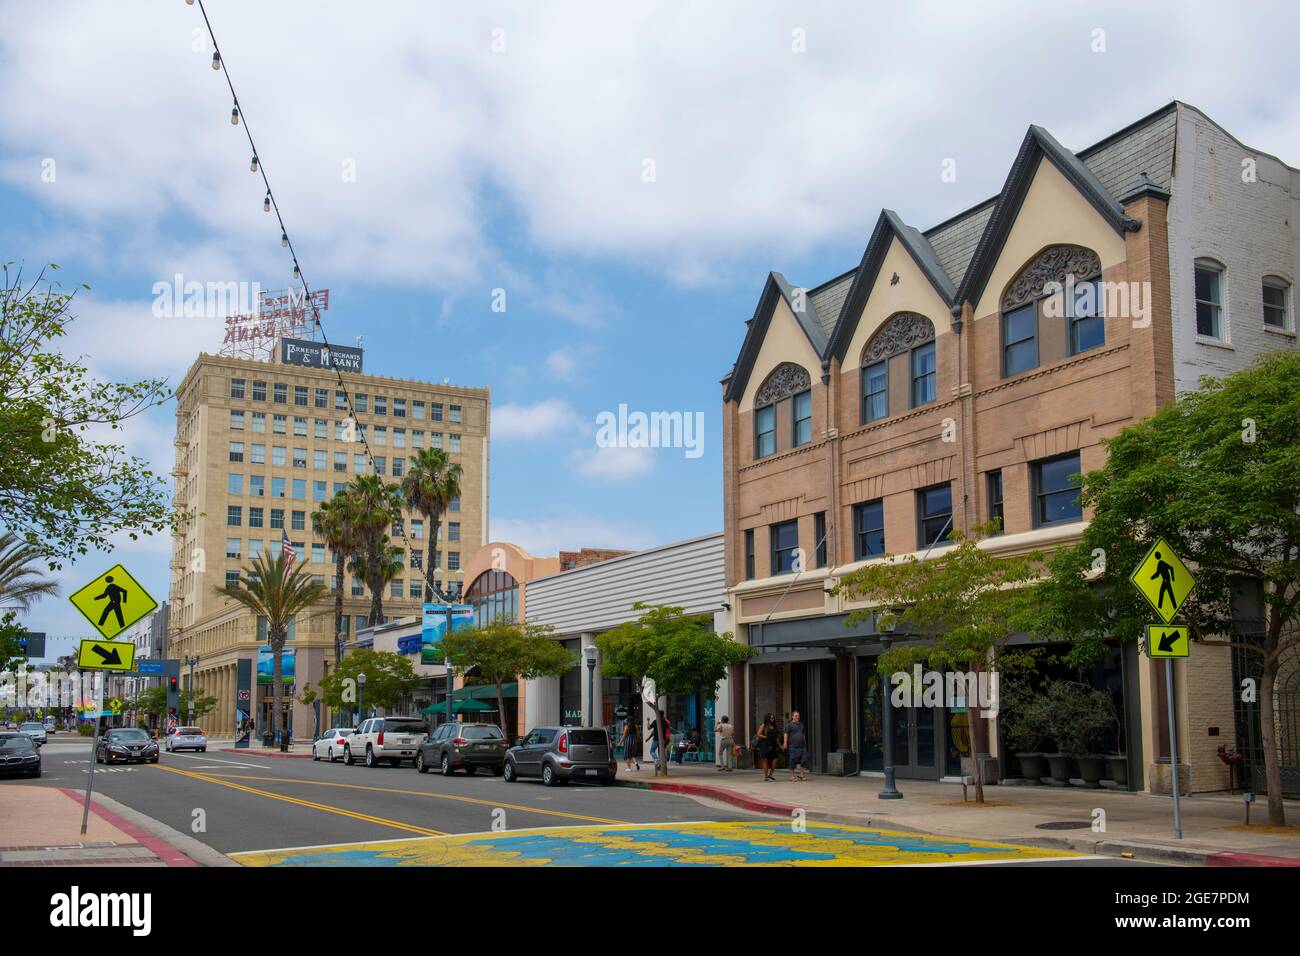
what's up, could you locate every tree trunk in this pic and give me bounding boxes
[368,571,383,627]
[495,679,507,737]
[655,700,669,777]
[970,661,987,804]
[333,552,345,663]
[1260,655,1285,826]
[424,508,438,596]
[430,513,443,592]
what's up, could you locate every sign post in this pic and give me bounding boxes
[80,670,102,835]
[1132,540,1197,841]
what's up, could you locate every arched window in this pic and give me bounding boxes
[465,569,519,628]
[1001,245,1103,376]
[859,313,936,423]
[754,363,812,458]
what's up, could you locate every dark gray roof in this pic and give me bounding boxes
[808,272,854,338]
[1079,105,1178,198]
[925,201,995,289]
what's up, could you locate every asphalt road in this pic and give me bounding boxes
[18,738,1168,866]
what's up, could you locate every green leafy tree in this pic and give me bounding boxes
[442,620,570,731]
[344,475,405,625]
[132,686,217,725]
[317,648,419,720]
[1025,351,1300,825]
[596,603,751,777]
[312,494,359,667]
[214,552,327,745]
[401,447,463,597]
[0,262,171,564]
[833,522,1043,803]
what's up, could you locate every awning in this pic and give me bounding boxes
[421,698,497,715]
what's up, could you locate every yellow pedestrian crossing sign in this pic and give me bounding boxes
[68,563,158,639]
[1145,624,1190,659]
[1129,538,1196,624]
[76,638,135,672]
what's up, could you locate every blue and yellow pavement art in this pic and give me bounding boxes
[232,821,1072,867]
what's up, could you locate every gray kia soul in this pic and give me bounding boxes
[502,726,616,786]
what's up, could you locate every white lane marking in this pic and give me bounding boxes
[163,752,269,770]
[228,834,429,857]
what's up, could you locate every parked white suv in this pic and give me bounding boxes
[345,716,428,768]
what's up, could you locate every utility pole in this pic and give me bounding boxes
[184,655,199,725]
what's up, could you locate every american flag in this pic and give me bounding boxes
[281,531,296,567]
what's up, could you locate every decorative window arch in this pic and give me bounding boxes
[861,312,936,365]
[1002,244,1102,312]
[754,362,812,407]
[859,313,937,421]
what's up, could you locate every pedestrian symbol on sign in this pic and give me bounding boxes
[1129,538,1196,624]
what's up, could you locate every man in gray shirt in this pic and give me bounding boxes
[783,710,809,781]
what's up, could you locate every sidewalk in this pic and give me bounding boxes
[616,764,1300,866]
[0,784,198,867]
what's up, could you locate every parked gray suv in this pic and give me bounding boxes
[502,726,616,786]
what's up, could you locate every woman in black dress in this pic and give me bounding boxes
[755,712,779,781]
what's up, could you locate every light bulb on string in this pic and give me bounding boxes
[293,263,301,280]
[212,51,221,71]
[230,105,239,126]
[263,192,271,213]
[250,155,259,173]
[281,232,289,248]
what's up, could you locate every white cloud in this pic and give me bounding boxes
[570,444,656,481]
[491,514,658,557]
[2,2,1295,293]
[492,399,583,440]
[545,344,598,381]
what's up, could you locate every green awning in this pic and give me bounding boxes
[452,683,518,701]
[421,698,497,715]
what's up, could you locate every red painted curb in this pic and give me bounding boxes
[1205,851,1300,867]
[217,748,311,759]
[639,780,801,817]
[58,788,196,867]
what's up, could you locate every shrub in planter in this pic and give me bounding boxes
[998,676,1048,783]
[1042,680,1116,788]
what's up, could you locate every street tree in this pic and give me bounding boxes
[0,262,171,564]
[833,522,1043,803]
[312,494,359,668]
[1025,351,1300,825]
[596,603,751,777]
[317,648,419,720]
[442,620,571,731]
[344,475,405,625]
[401,447,462,596]
[133,686,217,725]
[214,553,327,747]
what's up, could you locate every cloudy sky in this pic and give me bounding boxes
[3,0,1298,658]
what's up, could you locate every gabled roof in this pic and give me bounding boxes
[954,124,1143,309]
[826,209,957,363]
[723,272,828,403]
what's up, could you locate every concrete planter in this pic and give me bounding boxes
[1015,752,1048,783]
[1105,754,1129,787]
[1045,753,1075,786]
[1075,755,1106,788]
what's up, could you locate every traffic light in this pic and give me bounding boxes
[168,676,179,692]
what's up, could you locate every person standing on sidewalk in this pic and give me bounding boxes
[783,710,809,782]
[755,713,779,781]
[621,718,641,772]
[714,715,735,772]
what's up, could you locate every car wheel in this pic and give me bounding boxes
[542,762,560,787]
[344,745,355,766]
[365,746,378,768]
[328,748,335,762]
[502,759,516,782]
[200,747,206,752]
[416,752,428,773]
[440,753,453,776]
[312,748,320,761]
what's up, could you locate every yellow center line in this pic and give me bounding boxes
[197,772,628,825]
[152,765,446,836]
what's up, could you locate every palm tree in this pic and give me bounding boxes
[0,531,59,611]
[401,447,462,599]
[311,495,358,668]
[348,541,404,626]
[345,474,405,625]
[214,552,327,747]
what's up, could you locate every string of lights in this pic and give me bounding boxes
[187,0,452,605]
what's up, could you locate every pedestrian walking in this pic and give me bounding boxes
[783,709,809,782]
[714,715,735,772]
[646,714,670,767]
[754,713,780,781]
[621,718,641,771]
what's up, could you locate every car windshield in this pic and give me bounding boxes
[334,729,355,736]
[107,729,150,742]
[462,726,503,739]
[0,735,34,751]
[384,720,427,734]
[19,723,43,731]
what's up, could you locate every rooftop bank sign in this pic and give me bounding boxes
[280,336,363,373]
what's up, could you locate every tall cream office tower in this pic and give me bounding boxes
[168,334,490,738]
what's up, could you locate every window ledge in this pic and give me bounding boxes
[1194,335,1234,350]
[1263,325,1296,339]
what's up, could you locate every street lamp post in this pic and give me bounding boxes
[877,634,903,800]
[441,569,463,729]
[184,655,199,725]
[357,672,367,726]
[583,645,598,727]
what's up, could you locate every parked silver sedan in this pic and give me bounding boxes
[312,727,357,763]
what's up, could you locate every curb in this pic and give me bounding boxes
[616,779,1300,866]
[59,787,196,867]
[218,748,312,759]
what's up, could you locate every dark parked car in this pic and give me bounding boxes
[503,726,616,786]
[96,728,160,764]
[0,732,41,777]
[416,722,507,776]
